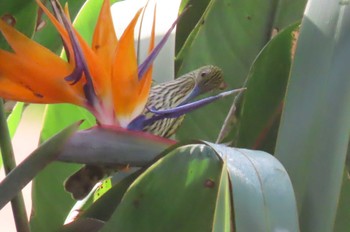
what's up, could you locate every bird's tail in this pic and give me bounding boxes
[64,165,113,200]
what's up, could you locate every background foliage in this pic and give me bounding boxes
[1,0,350,231]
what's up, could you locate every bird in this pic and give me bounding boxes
[65,65,225,200]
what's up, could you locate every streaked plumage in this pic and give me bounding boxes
[143,65,224,137]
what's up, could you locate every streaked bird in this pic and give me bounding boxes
[65,65,225,200]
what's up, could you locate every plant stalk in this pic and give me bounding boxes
[0,99,30,232]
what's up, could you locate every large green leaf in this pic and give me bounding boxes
[65,142,297,232]
[208,143,299,231]
[30,162,82,232]
[228,23,299,153]
[334,171,350,231]
[175,0,307,142]
[74,143,201,223]
[101,143,226,232]
[275,0,350,231]
[175,0,211,54]
[40,104,95,142]
[65,144,198,226]
[212,160,231,232]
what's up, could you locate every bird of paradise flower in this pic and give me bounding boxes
[0,0,243,132]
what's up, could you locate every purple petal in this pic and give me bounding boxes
[127,115,147,131]
[50,0,97,106]
[149,88,245,117]
[137,8,187,80]
[127,88,246,130]
[49,0,71,61]
[177,86,200,106]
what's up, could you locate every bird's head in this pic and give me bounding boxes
[194,65,226,95]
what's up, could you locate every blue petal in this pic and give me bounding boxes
[127,115,147,131]
[177,86,200,106]
[148,88,245,117]
[49,0,72,62]
[50,0,97,106]
[137,8,187,80]
[127,88,246,130]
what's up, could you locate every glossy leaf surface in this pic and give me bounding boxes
[275,0,350,231]
[176,0,307,142]
[101,143,225,232]
[232,23,299,152]
[208,143,299,231]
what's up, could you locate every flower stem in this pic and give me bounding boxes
[0,99,30,232]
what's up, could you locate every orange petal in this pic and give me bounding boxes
[36,0,112,106]
[38,0,101,97]
[75,30,110,99]
[92,0,118,74]
[0,49,84,105]
[0,1,85,105]
[35,0,74,61]
[112,9,143,125]
[137,5,156,111]
[0,19,71,71]
[0,78,56,103]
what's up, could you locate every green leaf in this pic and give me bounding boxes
[60,218,104,232]
[334,171,350,231]
[231,23,299,152]
[101,143,225,232]
[175,0,307,142]
[30,162,80,232]
[212,161,231,232]
[93,178,112,201]
[0,102,25,167]
[0,121,79,209]
[271,0,307,29]
[0,99,30,232]
[79,169,142,222]
[6,102,24,138]
[71,143,198,223]
[275,0,350,231]
[40,104,95,142]
[175,0,211,55]
[207,143,299,231]
[89,142,297,231]
[78,142,208,223]
[0,0,37,49]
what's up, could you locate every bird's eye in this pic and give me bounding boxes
[200,71,207,77]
